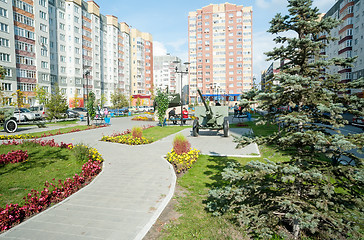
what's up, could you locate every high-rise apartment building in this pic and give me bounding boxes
[0,0,153,108]
[324,0,364,97]
[188,3,253,104]
[153,55,181,93]
[130,28,153,106]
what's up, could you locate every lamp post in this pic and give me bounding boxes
[84,70,90,126]
[173,61,190,126]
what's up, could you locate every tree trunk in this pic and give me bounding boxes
[293,218,300,240]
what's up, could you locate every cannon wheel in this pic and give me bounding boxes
[192,119,199,137]
[4,119,18,133]
[223,119,229,137]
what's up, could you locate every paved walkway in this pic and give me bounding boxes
[0,116,259,240]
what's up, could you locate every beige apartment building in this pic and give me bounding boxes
[188,3,253,104]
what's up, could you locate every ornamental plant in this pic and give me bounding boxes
[0,140,103,231]
[101,125,154,145]
[166,148,200,174]
[207,0,364,239]
[0,150,28,165]
[172,134,191,155]
[131,126,143,139]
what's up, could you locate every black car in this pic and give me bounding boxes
[66,109,80,118]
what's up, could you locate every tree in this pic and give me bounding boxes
[0,66,6,106]
[45,85,68,120]
[98,93,107,107]
[207,0,363,239]
[136,97,141,107]
[11,90,26,108]
[34,85,49,106]
[154,89,170,126]
[110,91,128,109]
[87,91,96,120]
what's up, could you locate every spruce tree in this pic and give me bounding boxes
[207,0,363,239]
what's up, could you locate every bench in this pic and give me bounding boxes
[165,115,193,125]
[232,114,247,122]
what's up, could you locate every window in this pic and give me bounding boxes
[13,12,34,26]
[17,69,36,78]
[60,33,65,41]
[39,0,46,7]
[74,16,79,23]
[0,37,9,47]
[2,83,12,91]
[39,11,47,19]
[41,48,47,56]
[59,23,65,30]
[0,22,9,32]
[16,55,34,65]
[40,36,48,45]
[0,7,7,18]
[59,12,65,19]
[0,53,10,62]
[41,61,48,69]
[40,23,47,32]
[13,0,33,14]
[60,55,66,62]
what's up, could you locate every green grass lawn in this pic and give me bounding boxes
[160,142,290,239]
[0,143,83,207]
[142,126,190,141]
[0,125,101,140]
[158,121,289,239]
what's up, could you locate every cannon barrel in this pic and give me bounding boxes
[197,89,211,113]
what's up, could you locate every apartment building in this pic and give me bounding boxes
[0,0,153,108]
[153,55,180,93]
[130,28,153,106]
[324,0,364,97]
[188,3,253,104]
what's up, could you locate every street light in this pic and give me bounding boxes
[84,70,90,126]
[173,60,190,126]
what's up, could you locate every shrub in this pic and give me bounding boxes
[131,126,143,139]
[172,134,191,155]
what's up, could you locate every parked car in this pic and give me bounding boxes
[72,107,87,115]
[66,109,80,118]
[352,115,364,128]
[14,108,42,122]
[29,105,47,119]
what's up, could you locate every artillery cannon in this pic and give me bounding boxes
[0,107,18,133]
[192,89,229,137]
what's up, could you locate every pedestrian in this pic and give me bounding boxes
[215,100,221,106]
[182,107,189,124]
[168,108,177,125]
[234,103,239,117]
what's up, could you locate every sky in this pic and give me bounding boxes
[96,0,336,84]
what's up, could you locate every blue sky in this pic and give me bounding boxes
[96,0,336,83]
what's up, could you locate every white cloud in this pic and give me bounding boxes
[166,38,187,52]
[153,41,167,56]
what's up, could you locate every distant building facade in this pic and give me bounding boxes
[324,0,364,97]
[188,3,253,104]
[0,0,153,107]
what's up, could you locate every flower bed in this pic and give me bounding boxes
[0,150,28,165]
[0,140,103,232]
[0,125,107,140]
[166,148,200,174]
[131,116,154,121]
[101,125,154,145]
